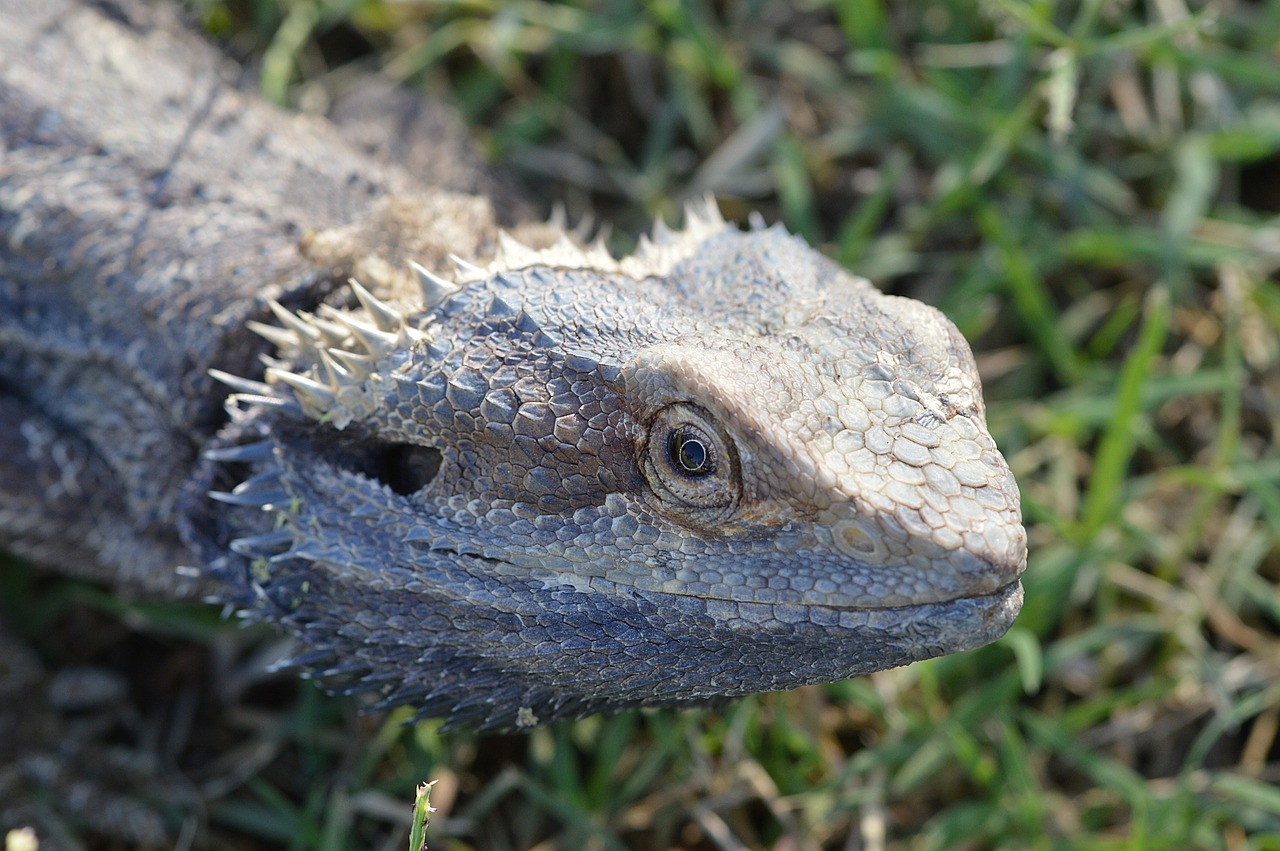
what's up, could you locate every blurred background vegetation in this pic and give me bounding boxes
[14,0,1280,848]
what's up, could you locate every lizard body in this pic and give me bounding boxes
[1,0,1025,734]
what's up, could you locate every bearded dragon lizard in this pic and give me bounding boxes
[0,0,1025,737]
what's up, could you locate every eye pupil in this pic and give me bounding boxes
[668,428,712,476]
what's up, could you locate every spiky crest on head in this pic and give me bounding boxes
[241,196,734,429]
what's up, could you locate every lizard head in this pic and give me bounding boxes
[208,200,1025,728]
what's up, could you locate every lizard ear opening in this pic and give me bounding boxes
[373,443,443,496]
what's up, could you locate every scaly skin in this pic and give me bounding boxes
[0,0,1027,840]
[1,0,1024,738]
[199,201,1027,729]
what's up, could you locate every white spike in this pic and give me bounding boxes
[203,439,275,464]
[497,230,535,264]
[748,210,767,230]
[208,369,274,397]
[316,349,349,385]
[267,368,335,411]
[449,254,487,281]
[589,232,611,255]
[317,304,399,357]
[309,316,351,347]
[686,193,724,225]
[348,279,403,333]
[570,210,597,242]
[548,234,589,266]
[546,201,567,230]
[265,299,321,342]
[246,320,307,352]
[410,260,459,307]
[326,347,374,379]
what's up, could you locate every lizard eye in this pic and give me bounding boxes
[643,403,740,514]
[667,426,713,476]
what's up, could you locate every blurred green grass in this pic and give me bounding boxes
[24,0,1280,847]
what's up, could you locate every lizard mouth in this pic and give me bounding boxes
[857,577,1024,656]
[823,575,1024,612]
[926,577,1024,649]
[931,575,1023,615]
